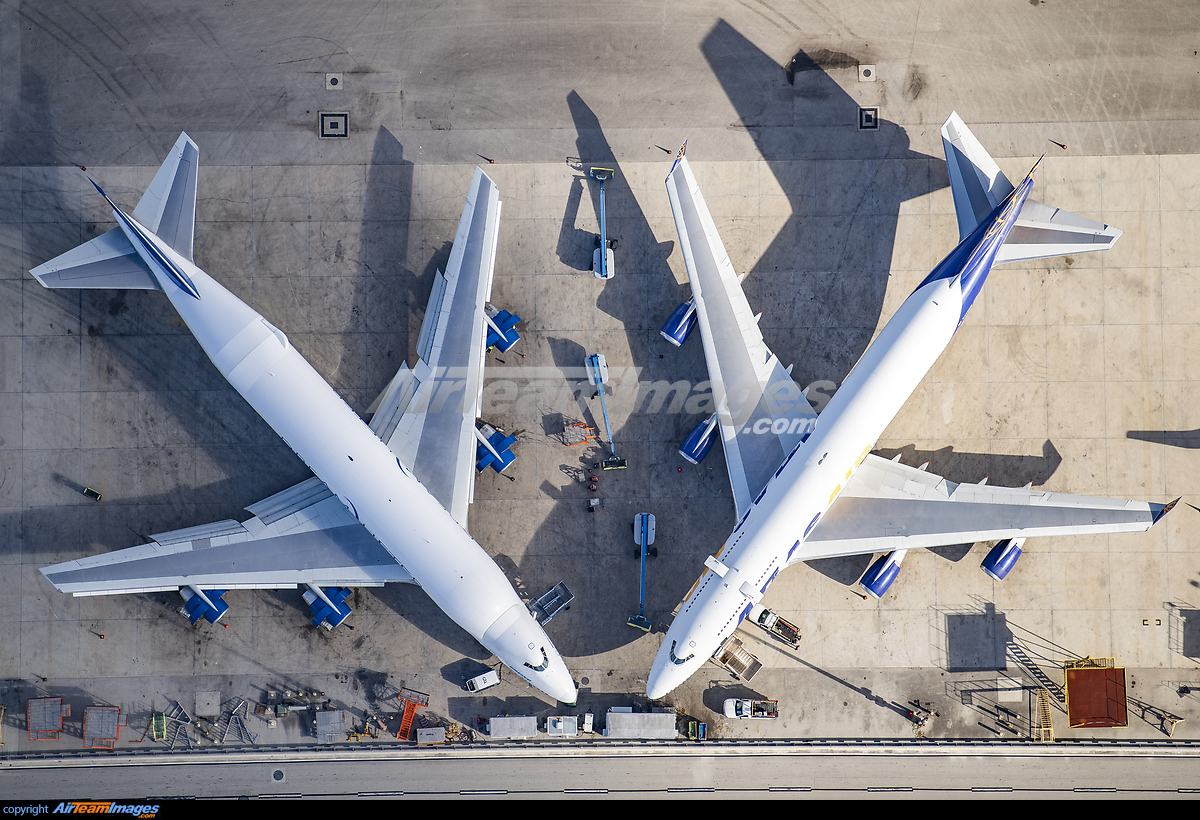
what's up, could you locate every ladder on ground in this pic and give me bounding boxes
[396,687,430,741]
[217,698,257,744]
[1034,688,1055,742]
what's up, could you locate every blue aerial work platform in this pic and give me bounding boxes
[590,167,615,280]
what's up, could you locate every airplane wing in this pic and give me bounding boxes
[41,477,415,595]
[787,453,1169,564]
[941,112,1121,263]
[366,167,504,528]
[665,151,817,519]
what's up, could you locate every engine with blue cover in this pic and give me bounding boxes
[980,538,1024,581]
[476,428,518,473]
[679,413,718,464]
[859,551,905,599]
[660,299,698,347]
[485,309,521,352]
[304,586,353,628]
[181,587,229,624]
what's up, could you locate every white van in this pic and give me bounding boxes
[465,669,501,693]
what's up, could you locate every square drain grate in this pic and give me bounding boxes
[858,107,879,130]
[319,111,349,138]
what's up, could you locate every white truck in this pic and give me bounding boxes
[723,698,778,719]
[747,603,800,648]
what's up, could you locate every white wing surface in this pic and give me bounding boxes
[787,453,1167,564]
[367,167,502,528]
[665,153,817,519]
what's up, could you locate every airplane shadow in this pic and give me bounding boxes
[1127,429,1200,449]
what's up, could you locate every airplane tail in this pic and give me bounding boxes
[30,133,199,290]
[941,112,1121,265]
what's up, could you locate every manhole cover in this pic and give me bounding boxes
[319,111,349,139]
[858,64,876,82]
[326,73,343,90]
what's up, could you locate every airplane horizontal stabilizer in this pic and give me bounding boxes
[29,227,160,290]
[941,112,1121,265]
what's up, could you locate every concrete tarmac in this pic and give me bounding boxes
[2,0,1200,795]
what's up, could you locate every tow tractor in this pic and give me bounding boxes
[589,167,615,280]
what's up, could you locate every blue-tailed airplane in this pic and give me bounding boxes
[649,113,1176,698]
[32,135,577,704]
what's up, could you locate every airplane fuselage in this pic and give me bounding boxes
[107,200,577,703]
[647,173,1035,699]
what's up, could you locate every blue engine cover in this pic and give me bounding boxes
[859,554,902,599]
[308,587,353,628]
[660,300,697,347]
[476,430,518,473]
[980,539,1023,581]
[183,588,229,624]
[485,310,521,352]
[679,414,718,464]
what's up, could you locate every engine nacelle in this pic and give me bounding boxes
[980,537,1026,581]
[859,550,907,599]
[484,304,521,352]
[476,423,518,474]
[660,298,698,347]
[304,586,353,629]
[679,413,719,464]
[180,586,230,624]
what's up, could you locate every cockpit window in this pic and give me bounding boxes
[669,640,695,666]
[523,647,550,672]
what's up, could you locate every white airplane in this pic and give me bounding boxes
[33,135,577,704]
[648,114,1177,699]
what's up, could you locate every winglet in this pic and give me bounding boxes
[1151,497,1180,525]
[668,140,688,179]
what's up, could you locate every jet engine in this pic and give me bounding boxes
[679,413,719,464]
[859,550,907,599]
[660,298,697,347]
[180,586,230,624]
[980,537,1026,581]
[304,585,353,629]
[484,304,521,352]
